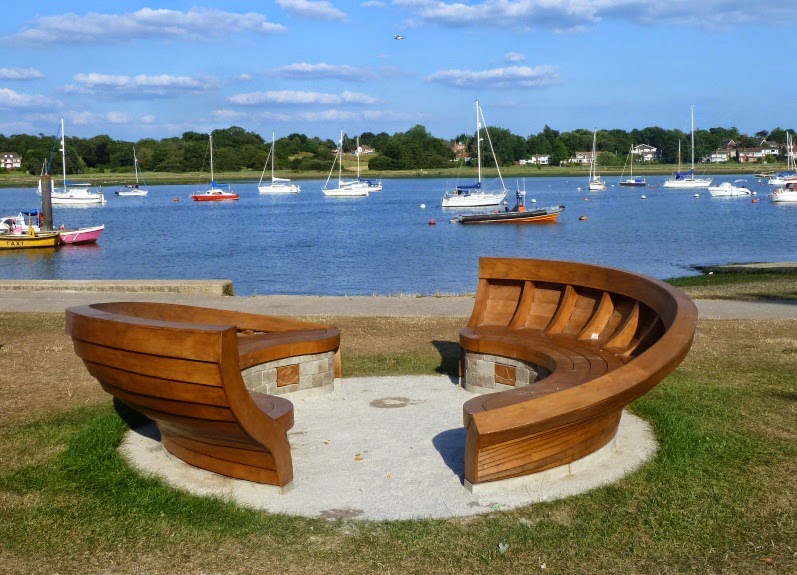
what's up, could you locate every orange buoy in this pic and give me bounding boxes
[428,219,436,225]
[752,198,759,203]
[579,215,588,221]
[174,197,179,202]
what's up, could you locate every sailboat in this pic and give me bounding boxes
[619,144,647,187]
[587,129,606,191]
[322,131,369,197]
[258,132,300,194]
[441,100,507,207]
[37,117,106,205]
[355,137,382,192]
[191,134,239,201]
[116,147,148,196]
[769,131,797,186]
[663,106,712,189]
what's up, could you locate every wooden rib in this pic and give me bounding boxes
[577,291,615,341]
[544,284,576,334]
[619,316,664,359]
[467,278,491,327]
[508,280,535,330]
[604,301,640,351]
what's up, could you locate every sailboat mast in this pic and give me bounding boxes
[60,117,67,187]
[133,147,139,185]
[338,130,343,182]
[209,134,214,184]
[271,132,276,181]
[690,105,695,172]
[475,100,482,185]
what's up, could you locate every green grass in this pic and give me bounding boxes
[666,272,797,301]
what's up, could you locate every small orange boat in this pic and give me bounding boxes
[454,190,564,224]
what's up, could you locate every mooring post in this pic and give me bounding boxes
[39,173,53,231]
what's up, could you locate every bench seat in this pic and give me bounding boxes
[66,302,340,489]
[460,258,697,486]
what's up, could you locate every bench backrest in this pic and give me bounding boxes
[65,302,301,487]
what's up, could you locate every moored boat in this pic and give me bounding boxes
[322,131,370,197]
[708,180,752,197]
[258,132,300,194]
[117,147,148,196]
[441,100,507,207]
[663,107,712,189]
[454,189,564,224]
[191,134,239,201]
[769,182,797,203]
[619,144,647,187]
[40,118,106,205]
[587,129,606,191]
[59,224,105,244]
[0,226,60,250]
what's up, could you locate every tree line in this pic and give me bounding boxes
[0,123,792,176]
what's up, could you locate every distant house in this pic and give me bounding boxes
[520,154,550,166]
[632,144,659,162]
[452,141,468,160]
[736,147,777,163]
[568,151,598,165]
[0,152,21,170]
[709,150,732,163]
[357,145,375,155]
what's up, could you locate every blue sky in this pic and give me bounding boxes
[1,1,795,142]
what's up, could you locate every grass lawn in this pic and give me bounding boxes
[0,285,795,574]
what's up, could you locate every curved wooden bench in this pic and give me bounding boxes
[461,257,697,486]
[65,302,341,490]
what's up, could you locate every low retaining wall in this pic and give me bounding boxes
[462,351,549,394]
[243,350,338,397]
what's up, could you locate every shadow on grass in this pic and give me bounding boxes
[432,340,460,379]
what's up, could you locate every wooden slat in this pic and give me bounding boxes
[524,282,565,330]
[577,291,614,341]
[480,280,523,326]
[545,284,577,334]
[508,281,535,330]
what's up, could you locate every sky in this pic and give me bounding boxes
[1,1,796,143]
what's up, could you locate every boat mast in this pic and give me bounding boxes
[475,99,482,185]
[209,133,215,184]
[338,130,343,183]
[60,116,67,188]
[690,105,695,173]
[356,136,361,179]
[272,132,276,182]
[133,147,139,185]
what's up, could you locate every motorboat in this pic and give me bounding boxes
[708,180,753,197]
[769,182,797,203]
[454,188,564,224]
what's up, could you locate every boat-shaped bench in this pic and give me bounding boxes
[65,302,341,490]
[460,257,697,487]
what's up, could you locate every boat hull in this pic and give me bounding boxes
[116,189,148,197]
[441,191,506,208]
[456,205,565,224]
[769,191,797,202]
[619,179,647,187]
[663,178,712,189]
[259,184,300,194]
[191,192,239,201]
[0,232,61,250]
[60,225,104,244]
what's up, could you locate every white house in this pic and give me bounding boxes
[632,144,659,162]
[568,151,598,165]
[0,152,21,170]
[520,154,550,165]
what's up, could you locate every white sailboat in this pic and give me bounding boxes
[587,129,606,191]
[619,144,647,187]
[441,100,507,208]
[354,137,382,192]
[38,117,106,206]
[663,106,712,189]
[258,132,300,194]
[322,131,369,197]
[116,147,148,196]
[769,132,797,186]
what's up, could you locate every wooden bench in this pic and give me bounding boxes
[65,302,341,490]
[460,257,698,487]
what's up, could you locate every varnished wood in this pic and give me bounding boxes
[462,257,697,485]
[66,302,340,489]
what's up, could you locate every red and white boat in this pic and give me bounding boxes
[190,134,239,201]
[59,224,104,244]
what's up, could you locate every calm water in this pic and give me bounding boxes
[0,175,794,296]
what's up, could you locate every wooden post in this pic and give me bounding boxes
[39,173,53,231]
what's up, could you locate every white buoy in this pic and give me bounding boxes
[530,198,536,203]
[694,193,700,198]
[420,203,426,208]
[752,191,757,196]
[641,194,647,199]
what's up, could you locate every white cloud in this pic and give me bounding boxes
[140,115,157,124]
[6,8,285,45]
[392,1,796,31]
[273,62,376,81]
[70,73,211,97]
[427,65,560,89]
[229,90,380,106]
[0,88,51,109]
[505,52,525,63]
[0,67,44,80]
[64,110,133,126]
[276,0,347,21]
[362,1,387,7]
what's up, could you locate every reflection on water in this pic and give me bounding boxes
[0,176,794,296]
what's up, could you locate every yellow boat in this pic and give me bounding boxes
[0,226,61,250]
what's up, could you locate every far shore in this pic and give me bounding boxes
[0,162,777,189]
